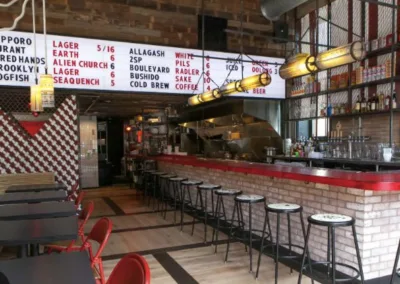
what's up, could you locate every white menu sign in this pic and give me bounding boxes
[0,31,285,99]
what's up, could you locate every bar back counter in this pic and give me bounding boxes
[154,154,400,281]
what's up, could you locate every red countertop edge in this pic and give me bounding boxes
[140,155,400,191]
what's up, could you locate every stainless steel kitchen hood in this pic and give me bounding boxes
[178,99,283,161]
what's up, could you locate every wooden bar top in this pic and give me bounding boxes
[152,155,400,191]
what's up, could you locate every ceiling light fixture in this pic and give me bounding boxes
[279,53,317,79]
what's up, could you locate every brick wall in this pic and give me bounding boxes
[159,161,400,280]
[331,113,400,144]
[0,0,290,57]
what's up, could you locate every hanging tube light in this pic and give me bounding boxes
[39,74,54,107]
[315,41,365,70]
[220,72,271,96]
[30,85,43,112]
[279,53,317,79]
[238,72,271,91]
[188,89,221,106]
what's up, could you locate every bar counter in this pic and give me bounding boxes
[153,154,400,281]
[154,154,400,191]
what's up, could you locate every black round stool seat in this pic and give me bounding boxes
[266,203,302,214]
[235,194,265,203]
[182,180,203,186]
[198,184,221,190]
[215,189,242,196]
[144,170,155,173]
[160,174,177,179]
[169,177,188,182]
[153,171,167,176]
[308,213,354,227]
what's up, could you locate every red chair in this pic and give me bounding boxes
[74,191,85,210]
[45,201,94,253]
[72,217,112,284]
[102,253,150,284]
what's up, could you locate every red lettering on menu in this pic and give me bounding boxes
[174,52,201,91]
[53,41,79,49]
[253,88,266,94]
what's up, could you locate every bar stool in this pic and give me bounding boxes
[180,180,203,232]
[225,194,270,273]
[166,177,188,223]
[143,170,155,202]
[256,203,311,284]
[298,213,364,284]
[159,173,177,216]
[212,189,242,253]
[391,239,400,283]
[191,184,221,243]
[149,171,167,209]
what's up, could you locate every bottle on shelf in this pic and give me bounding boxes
[367,95,372,112]
[370,93,377,111]
[393,91,397,109]
[385,92,391,111]
[379,92,385,110]
[355,94,361,113]
[361,94,367,113]
[327,97,332,117]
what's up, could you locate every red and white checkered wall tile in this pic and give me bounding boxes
[0,95,79,190]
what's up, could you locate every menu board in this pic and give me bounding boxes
[0,31,285,99]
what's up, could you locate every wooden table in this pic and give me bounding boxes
[0,252,95,284]
[6,183,67,193]
[0,201,76,221]
[0,216,78,257]
[0,191,67,205]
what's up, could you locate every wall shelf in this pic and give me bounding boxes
[288,75,400,101]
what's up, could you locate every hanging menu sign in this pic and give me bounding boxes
[0,31,285,99]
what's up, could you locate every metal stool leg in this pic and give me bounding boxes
[180,185,187,232]
[238,202,247,253]
[391,240,400,284]
[212,195,221,251]
[203,190,208,243]
[249,203,253,272]
[225,201,237,263]
[331,226,336,283]
[300,212,314,284]
[327,226,331,277]
[288,213,293,274]
[298,223,312,284]
[191,190,200,236]
[256,209,268,279]
[173,182,178,224]
[274,213,280,283]
[352,224,365,283]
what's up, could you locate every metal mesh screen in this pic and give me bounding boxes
[0,89,71,116]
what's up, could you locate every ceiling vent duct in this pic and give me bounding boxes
[260,0,309,21]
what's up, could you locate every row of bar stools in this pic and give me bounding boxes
[168,177,188,223]
[298,213,364,284]
[180,180,203,231]
[225,194,271,273]
[212,189,242,253]
[191,184,221,243]
[256,203,312,284]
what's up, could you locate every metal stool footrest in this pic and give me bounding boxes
[301,261,361,283]
[261,243,304,260]
[231,228,270,244]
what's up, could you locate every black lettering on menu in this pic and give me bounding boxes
[174,52,198,91]
[226,57,239,71]
[129,47,170,90]
[52,40,101,86]
[0,35,43,83]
